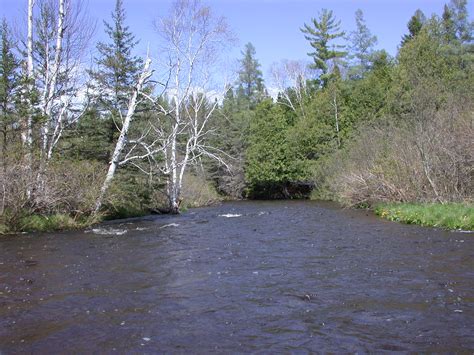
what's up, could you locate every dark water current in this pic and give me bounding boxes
[0,201,473,353]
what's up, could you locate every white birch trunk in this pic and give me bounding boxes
[333,91,341,148]
[41,0,65,158]
[168,97,180,214]
[94,57,152,214]
[21,0,34,149]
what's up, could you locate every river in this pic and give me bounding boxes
[0,201,473,352]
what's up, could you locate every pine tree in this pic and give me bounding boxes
[0,19,20,166]
[401,9,426,46]
[350,9,377,75]
[448,0,473,44]
[89,0,142,114]
[301,8,346,87]
[237,42,265,106]
[84,0,143,162]
[442,4,457,44]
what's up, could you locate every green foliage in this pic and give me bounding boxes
[61,107,115,163]
[391,21,472,121]
[350,9,378,76]
[401,9,426,46]
[442,4,457,43]
[0,18,20,164]
[18,214,98,233]
[288,93,336,160]
[103,169,155,219]
[448,0,473,43]
[375,203,474,230]
[2,1,474,232]
[207,87,252,198]
[344,51,393,127]
[237,42,266,106]
[89,0,142,113]
[180,173,221,209]
[301,8,346,86]
[245,100,308,198]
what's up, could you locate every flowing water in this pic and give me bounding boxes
[0,201,473,353]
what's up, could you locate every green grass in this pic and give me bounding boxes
[18,214,100,233]
[374,203,474,230]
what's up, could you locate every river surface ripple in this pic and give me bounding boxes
[0,201,473,353]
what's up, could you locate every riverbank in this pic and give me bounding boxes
[374,202,474,231]
[3,200,473,234]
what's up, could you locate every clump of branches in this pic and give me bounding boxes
[1,156,104,231]
[322,97,473,206]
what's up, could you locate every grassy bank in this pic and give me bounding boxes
[374,203,474,231]
[0,214,102,234]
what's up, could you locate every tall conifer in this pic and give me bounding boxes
[89,0,142,114]
[301,9,346,87]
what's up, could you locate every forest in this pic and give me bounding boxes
[0,0,473,233]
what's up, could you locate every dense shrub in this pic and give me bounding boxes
[0,158,105,232]
[318,105,473,206]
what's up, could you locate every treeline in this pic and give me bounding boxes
[0,0,473,232]
[210,2,473,206]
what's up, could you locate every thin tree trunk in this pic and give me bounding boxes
[333,91,341,148]
[168,100,180,214]
[41,0,65,158]
[21,0,35,200]
[94,57,152,214]
[21,0,34,150]
[168,57,181,214]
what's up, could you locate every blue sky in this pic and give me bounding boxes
[0,0,463,80]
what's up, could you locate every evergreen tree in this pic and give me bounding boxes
[89,0,142,114]
[441,4,457,44]
[207,86,250,198]
[237,42,265,106]
[0,19,20,165]
[301,8,346,86]
[246,100,294,198]
[350,9,378,75]
[82,0,143,162]
[401,9,426,46]
[448,0,473,43]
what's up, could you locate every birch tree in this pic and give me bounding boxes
[270,59,310,117]
[94,56,153,213]
[152,0,233,213]
[32,0,94,162]
[26,0,35,150]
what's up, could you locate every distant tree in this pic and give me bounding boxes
[301,8,346,86]
[89,0,142,114]
[448,0,473,43]
[350,9,378,75]
[441,4,457,44]
[401,9,426,46]
[237,42,265,105]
